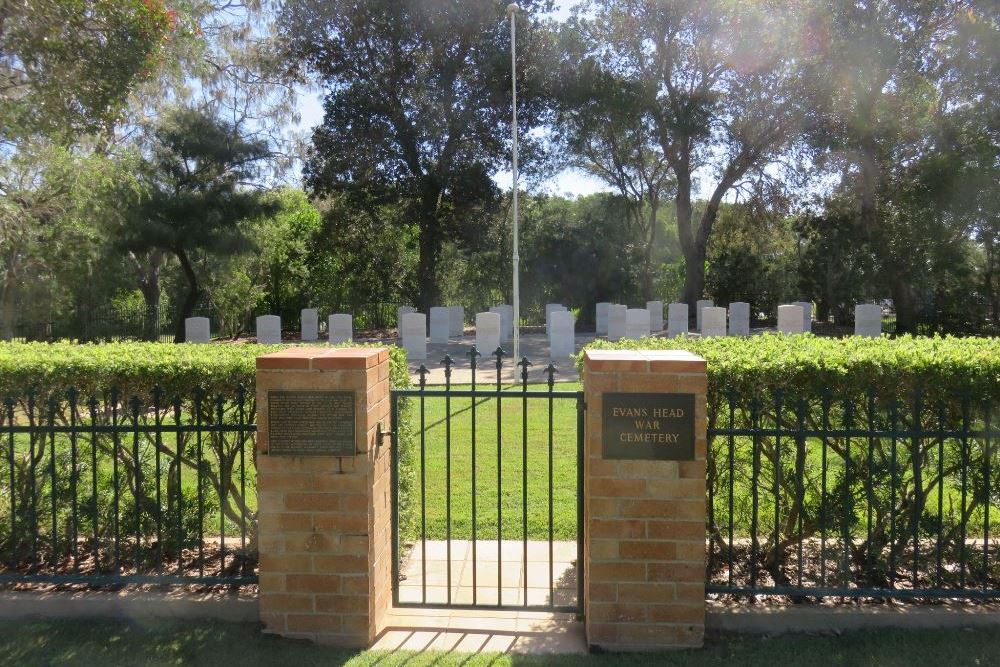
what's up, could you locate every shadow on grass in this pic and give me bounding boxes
[0,618,999,666]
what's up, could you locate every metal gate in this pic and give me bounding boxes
[389,348,584,613]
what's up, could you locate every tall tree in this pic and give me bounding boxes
[120,107,275,341]
[573,0,808,308]
[551,30,674,300]
[279,0,553,311]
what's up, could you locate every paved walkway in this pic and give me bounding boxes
[373,539,585,654]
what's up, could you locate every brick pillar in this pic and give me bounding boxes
[582,349,707,651]
[255,347,392,646]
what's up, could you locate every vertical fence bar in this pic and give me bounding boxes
[174,397,183,575]
[547,364,556,607]
[47,397,57,565]
[90,396,99,567]
[238,385,247,560]
[131,396,141,566]
[69,388,79,571]
[390,391,400,607]
[960,397,969,588]
[983,400,991,588]
[936,402,945,587]
[889,399,899,588]
[469,347,479,605]
[842,399,853,588]
[217,394,226,577]
[196,389,204,578]
[796,398,806,589]
[443,355,453,605]
[750,398,760,590]
[520,357,529,607]
[153,387,163,575]
[28,390,37,570]
[911,390,923,590]
[866,391,876,579]
[6,397,15,569]
[773,391,783,578]
[727,392,736,589]
[820,392,829,588]
[111,389,120,571]
[419,365,427,604]
[495,348,504,606]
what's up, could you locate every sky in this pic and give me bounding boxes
[290,0,610,198]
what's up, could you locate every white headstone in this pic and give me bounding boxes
[489,306,509,343]
[646,301,664,332]
[549,310,576,359]
[400,313,427,360]
[449,306,464,337]
[429,306,450,344]
[728,302,750,336]
[596,302,610,335]
[625,308,651,340]
[475,311,501,354]
[696,299,714,332]
[666,303,688,337]
[256,315,281,344]
[396,306,416,329]
[499,304,514,341]
[300,308,319,341]
[701,307,727,337]
[777,305,805,334]
[793,301,812,332]
[545,303,566,336]
[607,304,627,341]
[855,304,882,338]
[184,317,210,344]
[328,313,353,344]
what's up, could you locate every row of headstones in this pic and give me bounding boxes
[183,310,354,344]
[397,305,516,361]
[593,300,883,338]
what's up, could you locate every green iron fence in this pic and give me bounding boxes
[707,389,1000,600]
[0,387,257,586]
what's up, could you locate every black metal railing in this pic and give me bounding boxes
[390,348,584,613]
[0,387,257,586]
[707,389,1000,600]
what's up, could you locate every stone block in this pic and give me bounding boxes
[328,314,352,344]
[184,317,210,343]
[666,303,688,338]
[257,315,282,344]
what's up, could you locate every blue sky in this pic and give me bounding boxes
[291,1,609,197]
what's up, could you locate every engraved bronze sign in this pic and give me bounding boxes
[267,391,355,456]
[602,392,696,461]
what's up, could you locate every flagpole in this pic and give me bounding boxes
[507,3,520,361]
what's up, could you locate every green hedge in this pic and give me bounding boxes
[582,334,1000,404]
[0,341,411,398]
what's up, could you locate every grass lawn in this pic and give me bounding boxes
[403,382,581,542]
[0,618,998,666]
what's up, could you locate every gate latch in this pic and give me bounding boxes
[377,421,393,446]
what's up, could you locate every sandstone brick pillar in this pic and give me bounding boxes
[582,349,707,651]
[255,347,392,646]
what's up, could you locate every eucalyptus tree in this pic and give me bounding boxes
[279,0,554,310]
[551,26,674,300]
[570,0,809,308]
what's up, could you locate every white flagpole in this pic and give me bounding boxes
[507,3,521,361]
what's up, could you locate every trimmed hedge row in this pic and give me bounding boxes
[582,334,1000,404]
[0,342,412,398]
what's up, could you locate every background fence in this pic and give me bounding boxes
[0,387,257,586]
[707,389,1000,600]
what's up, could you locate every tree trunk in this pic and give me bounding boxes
[642,199,659,300]
[414,183,444,313]
[174,249,201,343]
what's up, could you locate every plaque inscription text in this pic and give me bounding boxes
[602,392,695,460]
[267,390,355,456]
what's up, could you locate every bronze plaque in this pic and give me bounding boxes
[602,392,696,460]
[267,391,356,456]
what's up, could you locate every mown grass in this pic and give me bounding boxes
[402,382,581,542]
[0,618,998,666]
